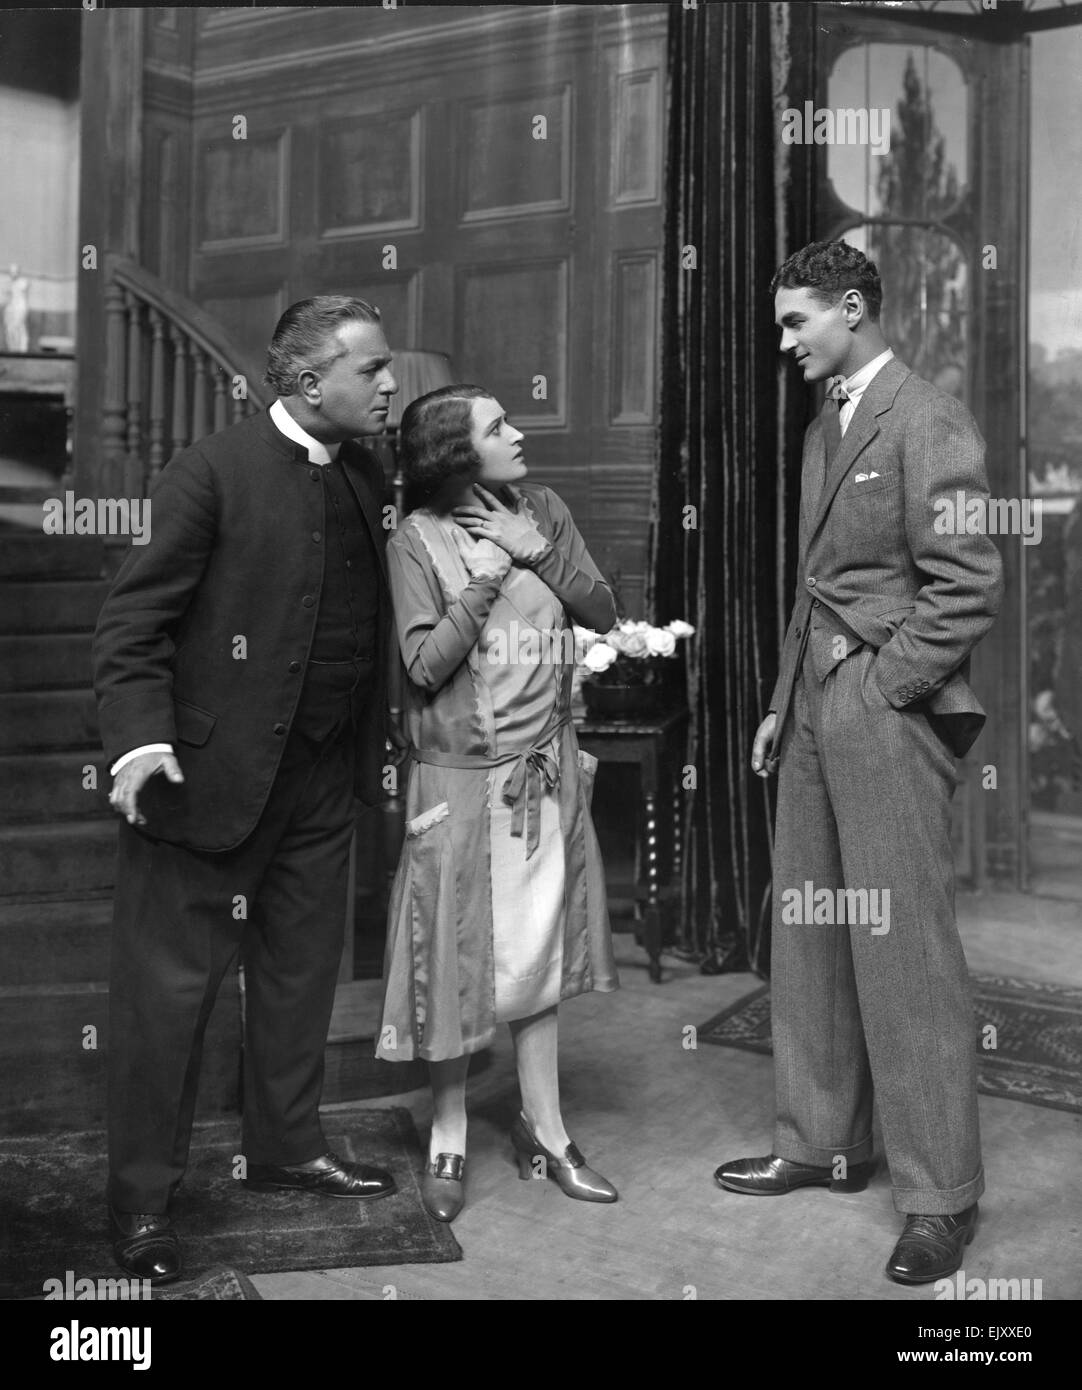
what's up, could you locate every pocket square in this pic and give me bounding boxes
[853,471,880,483]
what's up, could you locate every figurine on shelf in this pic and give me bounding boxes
[3,264,30,353]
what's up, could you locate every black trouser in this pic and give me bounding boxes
[106,721,357,1213]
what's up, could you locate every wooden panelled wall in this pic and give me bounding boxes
[138,4,668,617]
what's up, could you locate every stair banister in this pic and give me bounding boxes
[101,255,269,501]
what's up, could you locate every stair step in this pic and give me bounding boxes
[0,977,240,1134]
[0,896,113,986]
[0,983,111,1133]
[0,533,104,580]
[0,821,117,896]
[0,690,99,751]
[0,632,94,691]
[2,579,110,634]
[0,752,112,821]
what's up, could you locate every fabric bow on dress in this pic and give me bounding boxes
[502,742,562,859]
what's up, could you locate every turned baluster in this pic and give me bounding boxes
[169,324,190,459]
[102,282,128,489]
[212,368,227,432]
[124,292,143,470]
[146,308,167,482]
[190,348,209,444]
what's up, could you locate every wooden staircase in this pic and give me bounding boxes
[0,253,270,1138]
[0,531,242,1134]
[0,259,425,1137]
[0,261,267,1133]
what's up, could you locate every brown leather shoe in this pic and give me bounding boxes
[245,1150,396,1200]
[108,1206,182,1285]
[886,1204,979,1284]
[714,1153,873,1195]
[422,1153,465,1223]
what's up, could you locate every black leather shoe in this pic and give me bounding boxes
[244,1150,396,1200]
[886,1204,979,1285]
[714,1153,873,1195]
[108,1206,182,1285]
[422,1153,465,1223]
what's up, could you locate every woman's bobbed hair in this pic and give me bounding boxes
[400,384,495,509]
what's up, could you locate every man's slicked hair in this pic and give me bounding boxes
[264,295,381,396]
[770,240,883,321]
[400,384,495,509]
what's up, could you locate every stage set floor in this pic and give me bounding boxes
[252,888,1082,1302]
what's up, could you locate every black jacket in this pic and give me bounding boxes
[93,408,391,851]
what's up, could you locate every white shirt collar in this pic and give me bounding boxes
[269,399,339,465]
[842,348,894,404]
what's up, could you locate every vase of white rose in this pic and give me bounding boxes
[575,619,695,720]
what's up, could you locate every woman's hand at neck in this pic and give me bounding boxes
[451,484,548,564]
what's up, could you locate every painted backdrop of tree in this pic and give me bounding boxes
[869,52,966,390]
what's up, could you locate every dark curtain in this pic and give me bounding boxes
[648,1,815,977]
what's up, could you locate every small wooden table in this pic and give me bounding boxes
[575,705,689,982]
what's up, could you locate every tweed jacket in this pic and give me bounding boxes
[769,358,1003,759]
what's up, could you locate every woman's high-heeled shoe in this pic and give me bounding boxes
[422,1152,465,1223]
[510,1113,618,1203]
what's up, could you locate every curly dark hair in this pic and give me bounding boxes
[400,384,495,508]
[770,240,883,321]
[264,296,381,396]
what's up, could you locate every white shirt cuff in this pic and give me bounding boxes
[110,744,174,776]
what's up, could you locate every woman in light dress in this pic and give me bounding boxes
[377,384,619,1222]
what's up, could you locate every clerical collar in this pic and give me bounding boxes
[269,399,340,465]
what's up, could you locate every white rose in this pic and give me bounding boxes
[617,619,638,635]
[621,631,649,658]
[644,627,677,657]
[583,642,618,673]
[666,619,695,639]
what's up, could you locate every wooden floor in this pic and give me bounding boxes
[252,889,1082,1302]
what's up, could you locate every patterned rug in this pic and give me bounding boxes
[0,1107,460,1300]
[154,1266,263,1300]
[699,975,1082,1115]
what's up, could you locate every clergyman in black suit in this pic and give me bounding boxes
[92,296,400,1283]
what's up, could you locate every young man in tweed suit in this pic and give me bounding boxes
[715,241,1003,1286]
